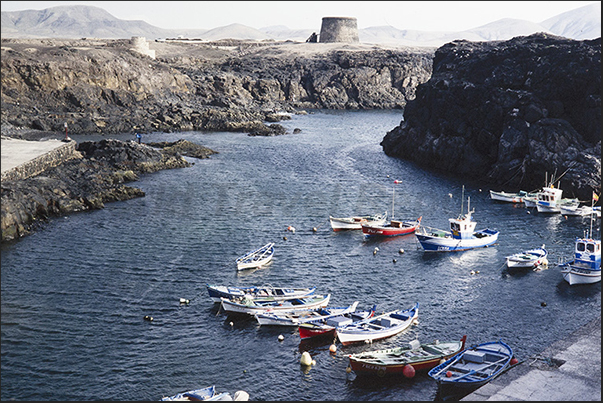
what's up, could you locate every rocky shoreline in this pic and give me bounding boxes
[1,136,215,242]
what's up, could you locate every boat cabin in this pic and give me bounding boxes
[449,212,477,240]
[575,238,601,269]
[537,186,563,204]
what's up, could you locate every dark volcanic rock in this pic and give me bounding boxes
[0,38,433,136]
[381,33,601,200]
[146,139,218,159]
[1,139,191,242]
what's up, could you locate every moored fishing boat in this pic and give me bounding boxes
[361,178,422,238]
[361,217,421,238]
[220,294,331,315]
[235,242,274,270]
[348,335,467,377]
[489,190,535,203]
[559,234,601,285]
[415,190,499,252]
[298,304,377,340]
[559,204,595,216]
[255,301,359,326]
[161,385,249,401]
[428,339,514,390]
[336,302,419,346]
[206,284,316,303]
[329,212,387,231]
[505,245,548,269]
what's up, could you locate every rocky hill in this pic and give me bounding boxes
[0,38,434,135]
[381,33,601,200]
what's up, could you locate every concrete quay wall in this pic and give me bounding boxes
[1,140,82,182]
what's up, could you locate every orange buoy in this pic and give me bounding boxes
[446,371,453,377]
[402,365,415,378]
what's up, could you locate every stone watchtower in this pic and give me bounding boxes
[130,36,156,59]
[319,17,359,43]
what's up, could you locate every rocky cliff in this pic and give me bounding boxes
[0,38,434,135]
[381,33,601,200]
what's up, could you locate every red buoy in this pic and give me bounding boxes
[402,365,416,378]
[510,357,519,365]
[446,371,453,377]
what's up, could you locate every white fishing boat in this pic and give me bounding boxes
[559,204,595,216]
[489,190,535,203]
[235,242,274,270]
[415,189,499,252]
[336,302,419,346]
[255,301,359,326]
[559,234,601,285]
[206,284,316,303]
[220,294,331,315]
[505,245,548,269]
[329,212,387,231]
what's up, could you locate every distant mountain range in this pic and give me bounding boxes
[1,3,600,47]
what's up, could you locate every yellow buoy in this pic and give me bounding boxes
[346,366,352,373]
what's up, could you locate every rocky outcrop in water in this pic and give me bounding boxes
[381,34,601,200]
[0,38,433,136]
[0,139,212,242]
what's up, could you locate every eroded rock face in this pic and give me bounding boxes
[1,139,202,242]
[381,33,601,200]
[1,38,434,135]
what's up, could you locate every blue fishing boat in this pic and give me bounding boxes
[428,340,514,390]
[415,191,499,252]
[559,233,601,285]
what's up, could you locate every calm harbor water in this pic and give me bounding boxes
[1,110,600,401]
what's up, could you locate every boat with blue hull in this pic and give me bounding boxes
[415,194,499,252]
[428,340,514,390]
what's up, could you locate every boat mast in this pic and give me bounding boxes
[460,185,465,217]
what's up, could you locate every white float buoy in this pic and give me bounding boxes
[278,334,284,341]
[448,193,453,198]
[312,227,318,232]
[329,344,337,353]
[179,298,190,304]
[399,248,405,254]
[300,351,312,366]
[233,391,249,401]
[230,321,234,326]
[311,359,316,365]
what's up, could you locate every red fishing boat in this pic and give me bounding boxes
[348,335,467,377]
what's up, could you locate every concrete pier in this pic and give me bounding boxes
[462,316,601,401]
[1,136,81,181]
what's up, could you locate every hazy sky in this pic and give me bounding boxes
[1,1,598,31]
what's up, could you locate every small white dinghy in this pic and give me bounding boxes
[505,244,548,269]
[235,242,274,270]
